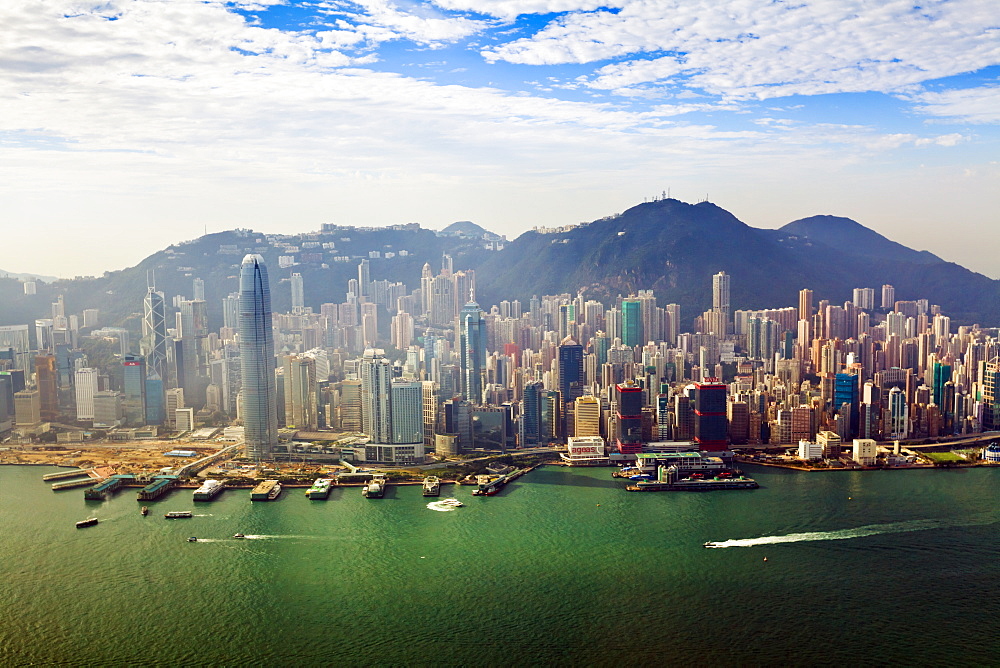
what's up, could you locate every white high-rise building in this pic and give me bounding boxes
[360,348,392,444]
[852,287,875,310]
[290,273,304,314]
[390,381,423,445]
[74,368,99,420]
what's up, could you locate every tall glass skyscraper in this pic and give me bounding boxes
[459,298,486,403]
[239,254,277,460]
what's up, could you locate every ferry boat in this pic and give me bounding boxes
[363,475,386,498]
[422,476,441,497]
[75,517,99,528]
[193,479,224,501]
[471,469,520,496]
[305,478,333,500]
[164,511,193,519]
[140,506,148,516]
[250,480,282,502]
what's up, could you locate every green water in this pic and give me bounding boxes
[2,464,999,666]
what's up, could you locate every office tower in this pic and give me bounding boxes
[833,373,858,438]
[443,397,473,451]
[35,354,58,422]
[177,299,208,405]
[290,273,305,314]
[881,284,895,309]
[712,271,730,331]
[145,376,165,426]
[0,375,12,424]
[852,287,875,310]
[74,368,99,421]
[459,297,487,404]
[574,395,601,437]
[614,382,643,454]
[693,381,727,451]
[621,298,642,347]
[122,355,147,426]
[798,289,813,322]
[165,388,184,429]
[428,273,455,326]
[932,362,952,407]
[520,380,544,447]
[360,348,393,443]
[422,381,438,447]
[283,354,317,430]
[358,259,370,298]
[727,400,749,445]
[142,284,168,382]
[558,336,584,433]
[222,293,240,330]
[391,381,424,446]
[540,390,561,441]
[14,389,41,427]
[361,302,378,348]
[239,254,278,460]
[0,325,31,374]
[339,380,363,432]
[192,277,205,301]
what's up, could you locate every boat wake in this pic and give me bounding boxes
[426,501,457,512]
[705,514,999,549]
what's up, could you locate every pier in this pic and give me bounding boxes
[83,474,135,500]
[137,475,179,501]
[43,469,90,481]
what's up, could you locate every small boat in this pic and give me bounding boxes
[75,518,99,528]
[439,498,464,508]
[140,506,149,516]
[233,533,245,539]
[187,536,198,542]
[703,541,720,548]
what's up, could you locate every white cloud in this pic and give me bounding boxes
[429,0,617,20]
[913,86,1000,124]
[483,0,1000,100]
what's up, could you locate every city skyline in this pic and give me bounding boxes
[2,1,999,279]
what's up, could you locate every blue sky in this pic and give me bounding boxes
[1,0,999,278]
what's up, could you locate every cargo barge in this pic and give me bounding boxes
[251,480,282,501]
[193,479,225,501]
[305,478,333,500]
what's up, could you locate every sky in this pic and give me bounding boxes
[2,0,999,279]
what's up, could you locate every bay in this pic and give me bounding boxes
[2,464,998,666]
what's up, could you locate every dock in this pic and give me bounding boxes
[137,475,179,501]
[83,474,135,500]
[43,469,91,481]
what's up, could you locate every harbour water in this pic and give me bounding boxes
[2,463,999,665]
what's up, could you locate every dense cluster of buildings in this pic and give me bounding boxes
[2,235,1000,466]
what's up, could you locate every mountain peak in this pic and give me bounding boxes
[778,215,942,265]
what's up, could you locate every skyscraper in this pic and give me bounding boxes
[459,297,486,403]
[239,254,278,460]
[614,382,643,454]
[290,272,305,314]
[621,298,642,347]
[360,348,393,444]
[712,271,730,318]
[122,354,147,426]
[558,336,584,434]
[142,285,168,381]
[693,381,728,451]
